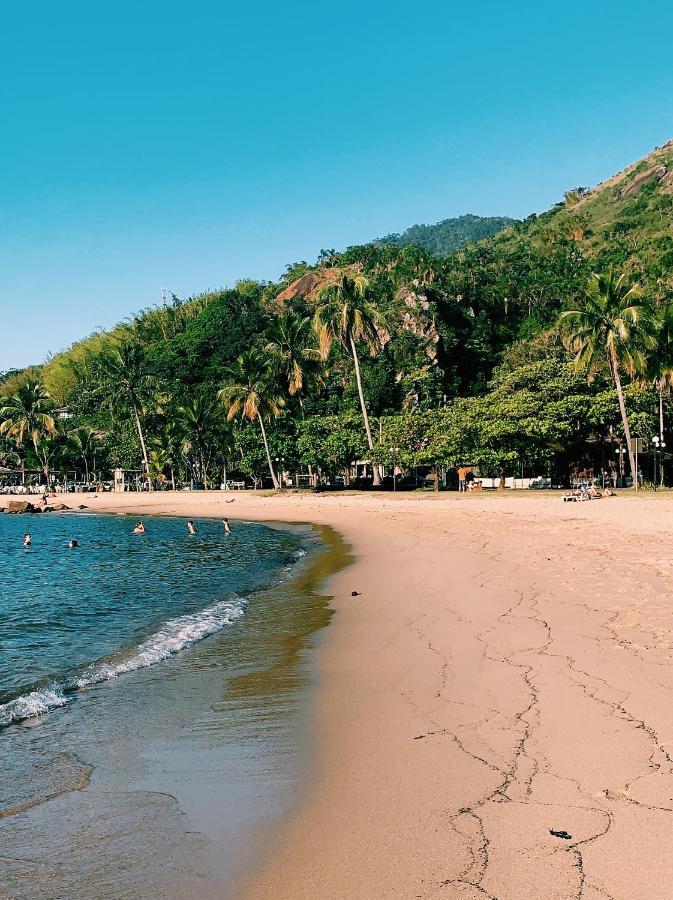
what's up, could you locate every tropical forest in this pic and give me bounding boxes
[3,141,673,491]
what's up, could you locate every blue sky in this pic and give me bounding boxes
[1,0,673,370]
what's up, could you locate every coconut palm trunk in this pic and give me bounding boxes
[609,348,637,488]
[658,381,665,486]
[257,412,280,489]
[133,402,152,487]
[349,335,381,486]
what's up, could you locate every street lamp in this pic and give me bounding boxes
[615,445,626,487]
[653,436,666,489]
[392,447,401,492]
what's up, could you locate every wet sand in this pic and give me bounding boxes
[15,490,673,899]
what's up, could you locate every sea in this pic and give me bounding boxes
[0,512,343,899]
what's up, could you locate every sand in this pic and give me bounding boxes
[12,489,673,899]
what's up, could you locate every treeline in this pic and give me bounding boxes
[2,154,672,488]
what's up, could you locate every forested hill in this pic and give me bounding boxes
[492,139,673,280]
[2,139,673,488]
[376,213,515,255]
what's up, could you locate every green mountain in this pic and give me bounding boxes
[3,139,673,487]
[492,139,673,284]
[376,213,515,255]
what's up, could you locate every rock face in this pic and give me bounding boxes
[617,164,667,198]
[2,501,71,514]
[4,501,41,514]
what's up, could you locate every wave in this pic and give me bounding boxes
[0,596,247,728]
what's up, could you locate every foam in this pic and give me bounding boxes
[0,596,247,728]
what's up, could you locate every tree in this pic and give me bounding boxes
[647,301,673,438]
[93,343,153,483]
[264,311,321,406]
[0,380,59,481]
[173,394,222,487]
[313,274,385,484]
[219,349,285,489]
[560,270,655,486]
[68,425,103,481]
[149,422,183,489]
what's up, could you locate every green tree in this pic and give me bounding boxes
[0,380,59,481]
[93,343,153,481]
[173,394,222,487]
[219,349,284,489]
[647,301,673,440]
[149,421,183,489]
[560,270,655,486]
[265,311,321,405]
[314,274,385,483]
[68,425,103,481]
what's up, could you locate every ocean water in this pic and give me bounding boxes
[0,512,341,899]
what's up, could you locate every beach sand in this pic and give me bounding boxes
[15,489,673,899]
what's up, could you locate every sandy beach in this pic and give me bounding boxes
[12,489,673,899]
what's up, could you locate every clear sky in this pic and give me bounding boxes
[2,0,673,370]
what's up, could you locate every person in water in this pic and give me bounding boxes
[222,518,232,534]
[68,539,79,548]
[187,520,196,535]
[23,533,31,547]
[132,521,145,534]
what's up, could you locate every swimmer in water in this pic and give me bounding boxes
[23,533,31,547]
[187,520,196,535]
[132,521,145,534]
[222,518,232,534]
[68,539,79,548]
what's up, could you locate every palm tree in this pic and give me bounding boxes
[174,394,222,487]
[313,274,385,484]
[0,380,58,482]
[265,311,322,406]
[68,425,103,482]
[93,343,153,482]
[560,270,655,487]
[150,422,183,490]
[219,349,284,489]
[648,302,673,438]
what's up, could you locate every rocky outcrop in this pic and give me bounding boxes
[397,286,440,361]
[1,501,71,514]
[4,501,42,514]
[617,164,667,198]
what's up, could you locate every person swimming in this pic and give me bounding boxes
[23,533,31,547]
[222,518,232,534]
[187,520,196,535]
[68,539,79,548]
[132,521,145,534]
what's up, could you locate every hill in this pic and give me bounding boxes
[2,139,672,490]
[375,213,515,255]
[491,139,673,290]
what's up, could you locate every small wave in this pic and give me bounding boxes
[294,548,307,558]
[73,597,246,687]
[0,688,69,728]
[0,597,247,728]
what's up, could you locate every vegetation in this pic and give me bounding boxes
[2,141,672,490]
[376,214,515,256]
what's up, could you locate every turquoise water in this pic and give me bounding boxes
[0,512,326,899]
[0,513,303,724]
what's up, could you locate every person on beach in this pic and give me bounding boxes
[187,520,196,535]
[23,533,31,547]
[223,518,232,534]
[457,466,468,493]
[132,521,145,534]
[68,539,79,548]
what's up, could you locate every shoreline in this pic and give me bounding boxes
[8,490,673,897]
